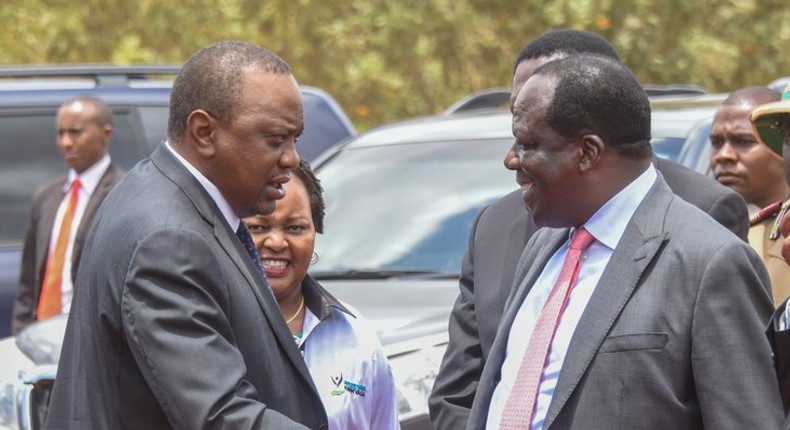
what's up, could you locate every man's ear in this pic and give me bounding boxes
[101,124,113,145]
[187,110,217,158]
[579,134,604,173]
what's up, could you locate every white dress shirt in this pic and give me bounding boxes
[50,154,111,313]
[486,164,657,430]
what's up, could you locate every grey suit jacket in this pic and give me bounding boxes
[429,157,749,430]
[12,164,124,334]
[45,144,328,429]
[465,176,782,430]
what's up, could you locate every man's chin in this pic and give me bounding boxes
[254,201,276,217]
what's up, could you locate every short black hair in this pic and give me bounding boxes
[60,96,113,127]
[535,54,652,159]
[513,29,621,75]
[168,40,293,142]
[293,159,325,234]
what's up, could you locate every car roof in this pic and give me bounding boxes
[649,93,726,139]
[344,91,728,150]
[347,110,513,148]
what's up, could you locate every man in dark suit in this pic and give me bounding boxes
[429,29,749,430]
[45,41,328,429]
[12,97,123,334]
[466,53,782,430]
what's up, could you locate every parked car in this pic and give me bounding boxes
[0,84,740,430]
[0,65,356,339]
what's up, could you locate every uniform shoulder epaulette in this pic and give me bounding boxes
[751,200,783,227]
[768,200,790,240]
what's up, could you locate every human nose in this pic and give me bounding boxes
[504,144,521,171]
[713,141,737,164]
[58,132,73,149]
[263,229,287,251]
[280,139,300,169]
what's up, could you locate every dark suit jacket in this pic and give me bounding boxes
[767,299,790,419]
[466,176,782,429]
[45,144,328,429]
[429,158,750,429]
[12,164,124,334]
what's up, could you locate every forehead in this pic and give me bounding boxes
[58,101,96,119]
[712,104,754,129]
[511,54,563,107]
[240,70,302,108]
[514,74,556,119]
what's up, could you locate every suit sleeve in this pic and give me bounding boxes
[429,210,486,430]
[692,242,784,428]
[705,188,749,242]
[122,227,308,430]
[12,193,44,335]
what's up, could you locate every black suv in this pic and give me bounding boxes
[0,65,356,338]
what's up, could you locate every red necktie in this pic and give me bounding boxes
[499,227,595,429]
[38,178,82,320]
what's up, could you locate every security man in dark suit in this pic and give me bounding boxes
[12,97,123,334]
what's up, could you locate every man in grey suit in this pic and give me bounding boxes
[429,29,749,430]
[466,54,782,429]
[45,41,328,429]
[12,97,123,334]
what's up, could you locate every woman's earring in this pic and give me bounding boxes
[311,252,319,264]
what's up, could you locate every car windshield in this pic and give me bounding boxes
[312,139,516,277]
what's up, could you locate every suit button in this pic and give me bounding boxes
[318,424,328,430]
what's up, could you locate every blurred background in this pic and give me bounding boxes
[2,0,788,129]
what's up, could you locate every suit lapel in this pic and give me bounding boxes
[543,177,673,429]
[470,228,566,429]
[35,179,66,285]
[149,144,318,391]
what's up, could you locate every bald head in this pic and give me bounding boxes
[722,86,780,108]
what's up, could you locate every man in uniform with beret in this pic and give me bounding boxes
[710,86,789,306]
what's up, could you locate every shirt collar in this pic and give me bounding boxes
[302,274,355,321]
[164,140,240,231]
[65,154,111,195]
[577,163,657,249]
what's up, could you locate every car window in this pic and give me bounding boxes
[301,91,355,162]
[651,137,685,161]
[313,139,516,275]
[677,117,714,177]
[0,108,149,245]
[137,106,169,151]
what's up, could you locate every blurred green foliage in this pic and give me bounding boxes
[1,0,788,130]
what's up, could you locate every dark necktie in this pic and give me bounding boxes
[235,223,266,280]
